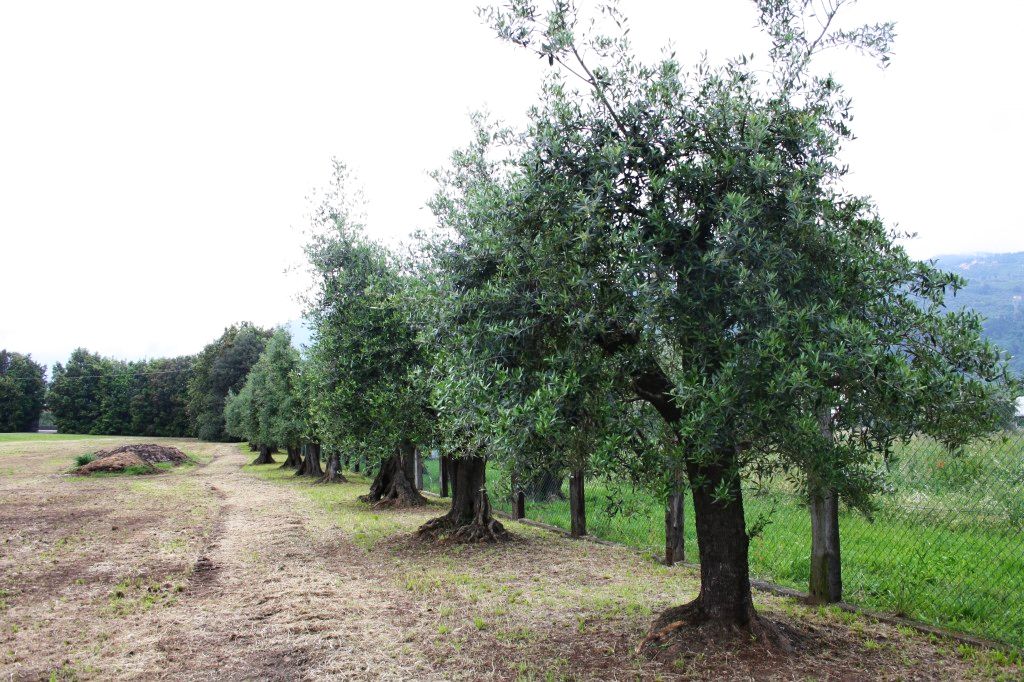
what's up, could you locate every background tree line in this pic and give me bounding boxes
[4,322,272,439]
[0,350,46,432]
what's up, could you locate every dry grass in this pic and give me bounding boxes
[0,438,1019,680]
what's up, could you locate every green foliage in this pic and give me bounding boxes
[47,349,107,434]
[223,328,304,448]
[74,452,95,467]
[0,350,46,432]
[46,349,194,437]
[303,162,434,460]
[187,323,272,441]
[416,0,1015,522]
[128,356,194,437]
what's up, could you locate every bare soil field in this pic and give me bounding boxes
[1,436,1020,680]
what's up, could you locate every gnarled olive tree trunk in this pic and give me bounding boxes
[295,442,323,478]
[279,444,302,469]
[665,467,686,566]
[319,449,347,484]
[359,441,426,507]
[808,486,841,603]
[808,408,842,603]
[417,455,507,542]
[632,369,787,649]
[251,444,275,465]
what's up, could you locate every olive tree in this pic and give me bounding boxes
[304,162,431,505]
[421,0,1012,645]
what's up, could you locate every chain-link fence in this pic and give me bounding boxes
[419,406,1024,648]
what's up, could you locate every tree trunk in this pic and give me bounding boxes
[295,442,323,478]
[248,442,259,452]
[418,456,507,542]
[319,449,348,484]
[688,459,755,624]
[440,455,450,497]
[569,469,586,537]
[359,443,427,507]
[279,444,302,469]
[809,486,842,603]
[352,455,361,473]
[665,469,685,565]
[808,407,842,603]
[251,444,275,465]
[515,490,526,519]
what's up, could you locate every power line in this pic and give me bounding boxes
[0,367,194,383]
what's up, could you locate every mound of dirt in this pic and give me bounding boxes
[93,444,191,465]
[76,444,191,475]
[77,451,158,475]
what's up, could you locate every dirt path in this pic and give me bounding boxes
[2,437,1018,680]
[140,446,439,680]
[0,441,439,680]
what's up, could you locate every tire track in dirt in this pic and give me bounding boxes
[138,446,442,681]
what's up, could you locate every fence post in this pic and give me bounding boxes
[414,447,424,490]
[569,469,586,537]
[515,490,526,519]
[665,474,685,565]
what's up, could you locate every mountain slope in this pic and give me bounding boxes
[931,252,1024,375]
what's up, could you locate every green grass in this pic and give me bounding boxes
[243,459,448,550]
[420,435,1024,648]
[0,432,111,443]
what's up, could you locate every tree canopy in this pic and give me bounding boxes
[0,350,46,432]
[47,348,195,436]
[187,323,272,442]
[407,0,1015,635]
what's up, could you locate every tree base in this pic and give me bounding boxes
[357,488,428,508]
[279,446,302,470]
[317,471,348,484]
[359,452,427,507]
[416,513,509,543]
[636,599,795,657]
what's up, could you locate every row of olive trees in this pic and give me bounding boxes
[230,0,1017,649]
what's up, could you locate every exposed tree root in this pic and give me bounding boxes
[359,453,427,507]
[359,490,427,508]
[251,446,275,466]
[416,513,509,543]
[316,452,348,484]
[636,599,796,658]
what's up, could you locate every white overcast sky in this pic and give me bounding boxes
[2,1,1022,372]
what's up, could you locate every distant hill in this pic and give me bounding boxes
[931,252,1024,376]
